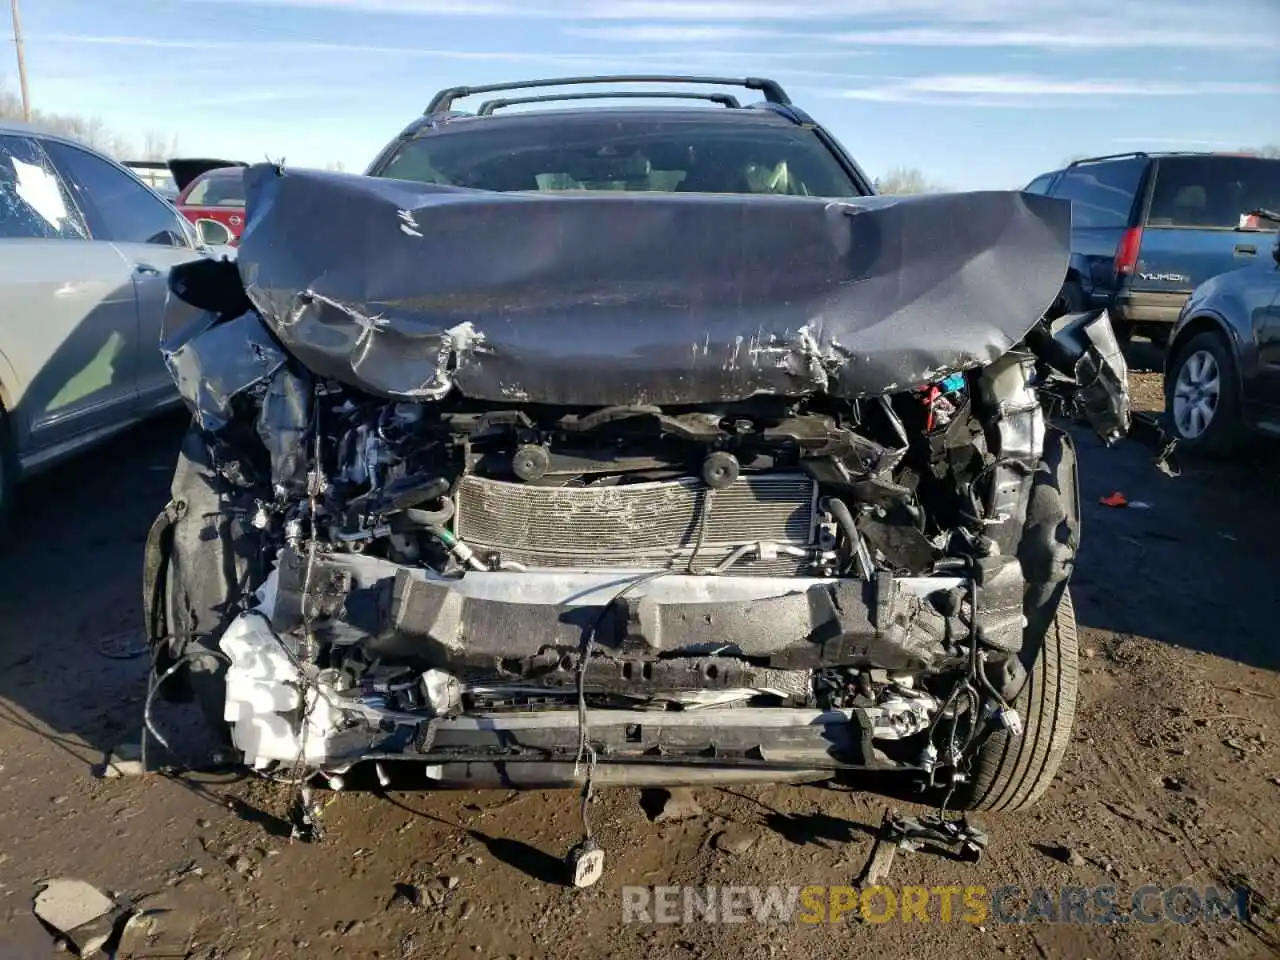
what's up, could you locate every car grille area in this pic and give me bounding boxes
[454,473,817,575]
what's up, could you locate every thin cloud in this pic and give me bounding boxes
[563,25,777,42]
[578,0,1004,17]
[31,33,639,63]
[32,33,882,83]
[563,23,1270,52]
[183,88,342,107]
[188,0,1151,22]
[827,26,1273,51]
[208,0,529,14]
[836,74,1280,105]
[1112,136,1243,147]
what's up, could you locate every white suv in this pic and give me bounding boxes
[0,122,212,524]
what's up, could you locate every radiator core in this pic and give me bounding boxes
[454,473,818,575]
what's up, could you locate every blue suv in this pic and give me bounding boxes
[1025,152,1280,344]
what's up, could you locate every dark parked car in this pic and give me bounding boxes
[1025,152,1280,344]
[145,77,1129,836]
[1162,212,1280,453]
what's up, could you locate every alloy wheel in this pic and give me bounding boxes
[1172,349,1221,440]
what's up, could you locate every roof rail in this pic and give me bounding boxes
[1067,151,1149,167]
[1067,149,1251,168]
[427,75,791,114]
[476,90,741,115]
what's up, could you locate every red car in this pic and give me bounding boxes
[170,159,248,244]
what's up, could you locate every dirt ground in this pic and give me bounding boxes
[2,351,1278,960]
[1126,341,1167,415]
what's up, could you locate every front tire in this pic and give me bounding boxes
[150,426,261,747]
[954,589,1079,812]
[1165,330,1244,455]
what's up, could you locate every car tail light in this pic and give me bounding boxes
[1114,226,1142,276]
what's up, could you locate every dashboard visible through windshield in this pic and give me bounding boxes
[375,115,864,198]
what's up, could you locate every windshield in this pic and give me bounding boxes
[125,163,179,198]
[185,170,246,207]
[1148,156,1280,230]
[375,115,863,197]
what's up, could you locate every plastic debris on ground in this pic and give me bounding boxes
[857,808,990,886]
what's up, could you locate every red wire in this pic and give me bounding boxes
[924,386,940,432]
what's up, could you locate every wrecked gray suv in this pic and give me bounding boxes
[144,77,1129,817]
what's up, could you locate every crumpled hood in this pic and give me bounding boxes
[225,163,1070,405]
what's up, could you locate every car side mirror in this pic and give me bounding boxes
[195,218,233,247]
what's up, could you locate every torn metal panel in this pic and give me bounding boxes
[161,310,287,432]
[971,555,1026,654]
[978,350,1047,556]
[1070,312,1132,443]
[256,364,312,494]
[1030,310,1133,443]
[224,164,1071,405]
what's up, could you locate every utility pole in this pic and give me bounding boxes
[11,0,31,121]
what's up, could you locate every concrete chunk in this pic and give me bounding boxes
[33,879,115,934]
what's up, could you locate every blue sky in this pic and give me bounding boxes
[5,0,1279,188]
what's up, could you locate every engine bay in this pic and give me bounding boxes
[151,298,1126,791]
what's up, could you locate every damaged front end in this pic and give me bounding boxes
[145,166,1128,806]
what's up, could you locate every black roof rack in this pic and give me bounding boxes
[1068,151,1149,167]
[476,90,741,116]
[1066,149,1249,168]
[427,75,791,115]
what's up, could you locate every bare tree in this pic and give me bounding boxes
[1,83,164,159]
[324,160,347,172]
[874,166,946,195]
[140,129,181,161]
